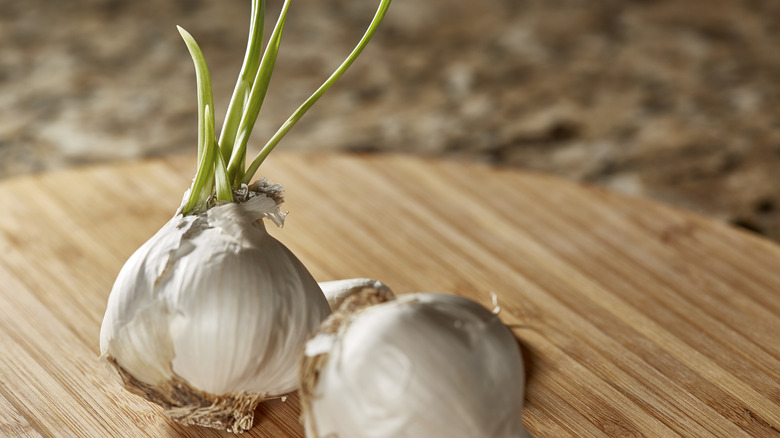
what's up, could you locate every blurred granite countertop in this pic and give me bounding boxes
[2,0,779,240]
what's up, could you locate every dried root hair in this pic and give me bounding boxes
[103,356,268,433]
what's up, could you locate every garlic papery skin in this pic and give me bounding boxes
[99,187,330,432]
[300,291,532,438]
[317,278,394,311]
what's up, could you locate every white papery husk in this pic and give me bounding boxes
[317,278,394,311]
[300,291,532,438]
[99,181,330,432]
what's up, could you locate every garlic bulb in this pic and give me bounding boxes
[300,291,532,438]
[100,183,330,432]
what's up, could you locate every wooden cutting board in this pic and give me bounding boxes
[1,152,779,437]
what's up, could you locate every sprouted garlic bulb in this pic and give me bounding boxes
[100,183,330,432]
[98,0,391,432]
[300,290,533,438]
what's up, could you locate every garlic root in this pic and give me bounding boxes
[104,356,266,433]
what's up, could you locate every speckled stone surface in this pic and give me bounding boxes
[2,0,779,240]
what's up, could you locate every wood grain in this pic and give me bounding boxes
[1,152,779,437]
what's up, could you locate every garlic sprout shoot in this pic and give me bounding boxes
[177,0,392,215]
[99,0,392,432]
[300,291,533,438]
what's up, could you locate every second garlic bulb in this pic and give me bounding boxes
[300,291,532,438]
